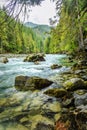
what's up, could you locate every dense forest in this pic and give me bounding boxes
[44,0,87,54]
[0,1,87,130]
[0,9,44,54]
[0,0,87,54]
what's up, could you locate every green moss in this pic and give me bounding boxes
[64,82,74,90]
[44,88,67,98]
[63,78,85,91]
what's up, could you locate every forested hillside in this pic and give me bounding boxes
[0,0,87,54]
[25,22,51,41]
[44,0,87,54]
[0,9,43,53]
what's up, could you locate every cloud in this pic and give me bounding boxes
[28,0,56,25]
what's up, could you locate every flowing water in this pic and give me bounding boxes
[0,54,69,130]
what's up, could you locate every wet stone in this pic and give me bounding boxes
[34,122,54,130]
[74,91,87,107]
[63,78,85,91]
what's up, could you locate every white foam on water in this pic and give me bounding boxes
[0,71,4,76]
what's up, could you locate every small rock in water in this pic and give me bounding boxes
[51,64,62,69]
[23,53,45,62]
[1,57,8,63]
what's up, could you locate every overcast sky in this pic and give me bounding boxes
[0,0,56,25]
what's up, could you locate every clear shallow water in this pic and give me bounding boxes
[0,54,69,130]
[0,54,68,96]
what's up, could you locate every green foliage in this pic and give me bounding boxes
[0,9,44,54]
[44,36,51,53]
[44,0,87,54]
[25,22,51,41]
[1,0,87,54]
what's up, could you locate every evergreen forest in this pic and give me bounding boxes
[0,0,87,54]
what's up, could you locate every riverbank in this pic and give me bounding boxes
[0,53,27,58]
[0,53,87,130]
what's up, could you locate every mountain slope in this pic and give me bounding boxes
[24,22,38,28]
[24,22,51,40]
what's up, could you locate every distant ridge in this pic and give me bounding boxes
[24,22,51,39]
[24,22,38,28]
[24,22,50,29]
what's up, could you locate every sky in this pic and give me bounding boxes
[0,0,56,25]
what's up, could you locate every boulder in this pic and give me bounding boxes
[78,60,87,66]
[23,53,45,62]
[15,76,53,91]
[62,98,75,109]
[74,90,87,107]
[63,78,85,91]
[51,64,62,69]
[25,76,53,90]
[1,57,8,63]
[15,75,29,89]
[55,108,87,130]
[34,61,39,65]
[82,76,87,81]
[84,81,87,87]
[44,88,67,98]
[34,122,54,130]
[74,108,87,130]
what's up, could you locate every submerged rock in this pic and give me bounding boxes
[15,76,53,91]
[63,78,85,91]
[23,53,45,62]
[44,88,67,98]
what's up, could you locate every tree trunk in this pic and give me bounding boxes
[76,0,84,50]
[0,38,3,54]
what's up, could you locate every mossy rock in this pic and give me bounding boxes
[84,81,87,88]
[63,78,85,91]
[2,57,8,63]
[34,122,54,130]
[44,88,67,98]
[51,64,62,69]
[34,61,39,65]
[23,53,45,62]
[25,76,53,90]
[15,75,29,91]
[15,76,53,91]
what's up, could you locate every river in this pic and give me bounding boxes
[0,54,69,130]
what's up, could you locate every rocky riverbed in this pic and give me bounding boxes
[0,53,87,130]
